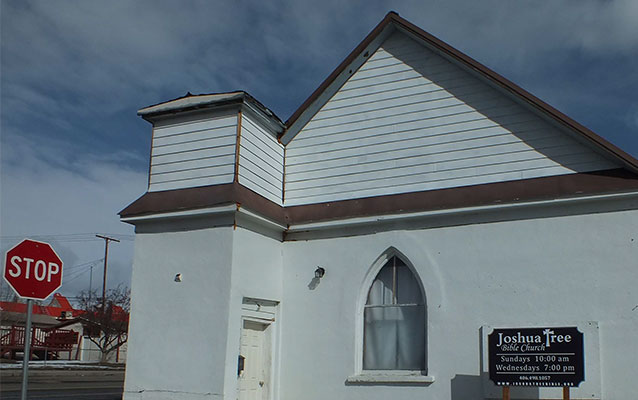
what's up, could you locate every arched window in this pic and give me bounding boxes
[363,256,425,370]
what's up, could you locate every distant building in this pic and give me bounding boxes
[0,293,79,360]
[0,293,127,363]
[0,293,77,327]
[120,12,638,400]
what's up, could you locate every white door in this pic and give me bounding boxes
[238,320,270,400]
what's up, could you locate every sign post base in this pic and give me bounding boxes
[563,386,570,400]
[502,386,510,400]
[20,299,33,400]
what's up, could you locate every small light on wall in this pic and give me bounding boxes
[174,273,183,282]
[314,267,325,279]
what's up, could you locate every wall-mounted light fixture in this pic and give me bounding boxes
[314,267,325,279]
[174,273,183,282]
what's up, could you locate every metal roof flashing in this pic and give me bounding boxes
[137,91,285,131]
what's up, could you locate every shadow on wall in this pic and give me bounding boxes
[451,373,540,400]
[308,277,320,290]
[383,40,615,175]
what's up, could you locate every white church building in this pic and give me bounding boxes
[120,12,638,400]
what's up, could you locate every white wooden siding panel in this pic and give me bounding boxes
[240,134,283,171]
[288,113,536,151]
[319,81,486,117]
[149,175,233,192]
[350,56,450,82]
[308,91,509,128]
[286,162,610,204]
[152,135,237,156]
[238,168,282,204]
[287,140,584,182]
[286,152,603,192]
[152,115,236,137]
[151,154,236,175]
[153,131,236,154]
[238,155,282,193]
[152,147,236,165]
[242,118,283,155]
[338,66,469,94]
[240,145,282,182]
[149,114,237,192]
[287,119,542,156]
[298,103,522,137]
[288,128,567,166]
[284,31,618,205]
[359,49,446,70]
[238,114,284,204]
[331,74,478,105]
[151,164,234,184]
[286,160,610,203]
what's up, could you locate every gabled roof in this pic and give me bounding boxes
[0,294,76,318]
[282,12,638,172]
[121,12,638,227]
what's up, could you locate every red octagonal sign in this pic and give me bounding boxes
[3,239,63,300]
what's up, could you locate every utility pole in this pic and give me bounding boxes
[96,235,120,312]
[88,264,94,304]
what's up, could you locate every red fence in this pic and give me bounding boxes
[0,325,79,360]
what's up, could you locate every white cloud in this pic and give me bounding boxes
[4,0,636,124]
[1,0,637,306]
[0,132,147,300]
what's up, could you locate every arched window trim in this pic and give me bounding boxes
[351,247,431,382]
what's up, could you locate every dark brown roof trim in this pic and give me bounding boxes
[119,182,285,224]
[286,169,638,224]
[284,12,638,172]
[120,169,638,225]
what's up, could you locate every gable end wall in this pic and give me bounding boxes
[284,32,618,206]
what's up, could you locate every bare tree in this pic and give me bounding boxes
[76,284,130,363]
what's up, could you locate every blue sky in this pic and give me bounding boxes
[2,0,638,300]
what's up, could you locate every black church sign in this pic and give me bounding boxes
[488,327,584,387]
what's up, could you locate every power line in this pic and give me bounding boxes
[64,267,96,285]
[0,233,134,243]
[64,258,105,272]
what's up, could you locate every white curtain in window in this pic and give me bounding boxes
[363,261,425,370]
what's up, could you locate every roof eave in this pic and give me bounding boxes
[137,93,245,122]
[137,92,285,132]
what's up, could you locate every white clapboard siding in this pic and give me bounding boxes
[238,114,284,204]
[284,31,618,205]
[149,113,238,192]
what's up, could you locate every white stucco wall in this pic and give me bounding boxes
[223,227,283,400]
[124,225,235,400]
[122,202,637,400]
[279,206,638,400]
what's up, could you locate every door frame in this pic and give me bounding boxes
[238,297,279,400]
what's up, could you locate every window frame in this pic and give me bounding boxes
[349,248,434,384]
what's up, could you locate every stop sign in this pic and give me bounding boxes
[3,239,63,300]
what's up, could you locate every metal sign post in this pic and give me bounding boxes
[21,299,33,400]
